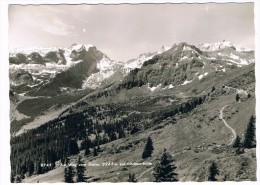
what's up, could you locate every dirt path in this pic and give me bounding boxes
[219,105,237,146]
[137,167,153,180]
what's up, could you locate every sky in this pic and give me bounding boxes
[9,3,255,61]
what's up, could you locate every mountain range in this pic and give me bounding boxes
[9,41,254,97]
[9,41,256,182]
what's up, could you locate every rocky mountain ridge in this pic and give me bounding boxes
[9,41,254,97]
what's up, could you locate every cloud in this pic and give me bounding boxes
[43,18,75,36]
[28,5,93,36]
[26,15,75,36]
[10,5,76,36]
[9,4,254,61]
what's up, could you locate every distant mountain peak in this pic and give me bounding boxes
[70,43,94,52]
[9,41,254,97]
[197,41,253,52]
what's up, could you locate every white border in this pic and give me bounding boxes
[254,0,260,184]
[0,0,259,185]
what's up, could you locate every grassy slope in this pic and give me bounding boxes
[21,64,256,182]
[12,89,93,135]
[22,90,256,182]
[16,89,93,117]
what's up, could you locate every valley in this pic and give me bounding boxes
[9,41,256,182]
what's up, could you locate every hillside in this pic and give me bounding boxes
[10,41,256,182]
[22,67,256,182]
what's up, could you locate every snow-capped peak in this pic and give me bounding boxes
[82,56,124,89]
[10,43,95,57]
[124,46,171,71]
[9,47,60,57]
[157,45,171,54]
[70,44,93,52]
[197,40,253,52]
[124,53,154,70]
[235,45,253,52]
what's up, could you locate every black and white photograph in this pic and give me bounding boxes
[0,0,259,183]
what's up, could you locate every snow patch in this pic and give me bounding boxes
[60,87,69,92]
[169,98,176,102]
[198,72,208,80]
[71,44,83,51]
[19,93,26,96]
[148,83,161,92]
[217,52,224,56]
[27,83,40,88]
[198,41,253,52]
[207,56,217,60]
[198,41,233,51]
[124,46,171,72]
[183,46,199,55]
[124,53,154,71]
[82,57,124,89]
[168,84,174,89]
[227,59,248,66]
[97,57,115,71]
[63,48,75,66]
[230,53,240,60]
[240,59,249,65]
[181,79,192,85]
[71,44,93,52]
[162,84,175,90]
[235,45,253,52]
[179,56,190,61]
[183,46,192,51]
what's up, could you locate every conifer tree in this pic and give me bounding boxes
[236,94,240,102]
[208,161,219,181]
[153,149,178,182]
[233,136,241,148]
[11,172,15,183]
[76,156,86,182]
[93,147,98,157]
[84,146,91,156]
[128,173,137,182]
[35,160,43,174]
[244,115,256,148]
[110,131,117,141]
[64,166,74,183]
[68,139,79,156]
[142,136,154,159]
[27,160,34,176]
[14,175,22,183]
[64,158,74,183]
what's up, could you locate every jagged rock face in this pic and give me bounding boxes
[44,50,67,65]
[9,44,109,96]
[10,50,66,65]
[116,42,254,91]
[29,46,107,96]
[9,53,28,64]
[9,41,254,97]
[9,45,148,96]
[10,70,34,86]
